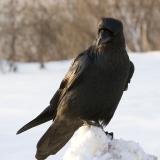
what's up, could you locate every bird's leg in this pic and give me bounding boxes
[105,131,114,140]
[83,121,114,139]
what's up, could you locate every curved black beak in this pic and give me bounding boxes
[97,36,111,46]
[97,29,112,46]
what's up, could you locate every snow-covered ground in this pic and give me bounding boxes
[64,126,156,160]
[0,52,160,160]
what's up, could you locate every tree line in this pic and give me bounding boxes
[0,0,159,70]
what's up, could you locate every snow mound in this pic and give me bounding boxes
[63,126,157,160]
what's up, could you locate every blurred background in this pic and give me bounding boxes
[0,0,160,71]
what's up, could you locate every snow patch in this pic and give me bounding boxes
[0,53,160,159]
[63,126,157,160]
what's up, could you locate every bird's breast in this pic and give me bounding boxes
[61,57,129,121]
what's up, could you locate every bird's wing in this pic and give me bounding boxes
[124,61,134,91]
[57,48,92,101]
[16,47,92,134]
[35,50,92,158]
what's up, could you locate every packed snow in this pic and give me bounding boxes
[63,126,157,160]
[0,52,160,160]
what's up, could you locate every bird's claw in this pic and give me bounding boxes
[105,131,114,140]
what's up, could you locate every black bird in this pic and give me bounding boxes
[17,17,134,160]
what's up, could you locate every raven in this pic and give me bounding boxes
[17,17,134,160]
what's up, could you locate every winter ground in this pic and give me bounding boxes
[0,52,160,160]
[64,126,156,160]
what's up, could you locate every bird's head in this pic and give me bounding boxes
[96,18,125,50]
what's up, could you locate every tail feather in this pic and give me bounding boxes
[35,117,82,160]
[17,106,56,134]
[17,90,62,135]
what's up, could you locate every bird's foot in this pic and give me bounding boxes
[105,131,114,140]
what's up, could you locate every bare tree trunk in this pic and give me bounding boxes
[8,32,17,72]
